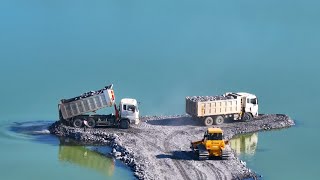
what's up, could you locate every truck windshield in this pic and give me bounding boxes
[127,105,136,112]
[207,133,222,140]
[250,98,257,105]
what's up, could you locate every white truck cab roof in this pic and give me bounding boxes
[236,92,257,99]
[120,98,138,106]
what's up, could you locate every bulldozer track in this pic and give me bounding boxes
[163,127,208,180]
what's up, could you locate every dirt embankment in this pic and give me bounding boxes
[49,114,294,180]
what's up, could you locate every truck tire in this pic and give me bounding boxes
[203,117,214,126]
[60,119,67,125]
[214,116,224,125]
[86,118,96,128]
[119,119,129,129]
[73,118,83,128]
[242,112,253,121]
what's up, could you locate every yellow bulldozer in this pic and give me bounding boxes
[190,128,231,160]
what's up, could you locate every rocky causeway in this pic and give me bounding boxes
[49,114,295,180]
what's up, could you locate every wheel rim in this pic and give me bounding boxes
[74,119,82,127]
[218,118,222,123]
[243,113,251,121]
[205,117,213,126]
[215,116,224,125]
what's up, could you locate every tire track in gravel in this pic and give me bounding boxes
[192,164,207,180]
[135,127,207,180]
[163,129,192,180]
[206,162,228,180]
[163,127,207,180]
[133,133,165,152]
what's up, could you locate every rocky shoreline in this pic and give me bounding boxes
[49,114,295,180]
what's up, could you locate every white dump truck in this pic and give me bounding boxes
[58,84,139,129]
[186,92,258,126]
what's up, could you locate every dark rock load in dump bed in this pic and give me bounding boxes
[61,84,113,103]
[186,94,235,102]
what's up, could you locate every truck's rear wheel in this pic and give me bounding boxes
[73,119,83,128]
[242,112,253,121]
[203,117,214,126]
[86,118,96,128]
[214,116,224,125]
[119,119,129,129]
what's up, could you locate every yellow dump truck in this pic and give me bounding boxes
[190,128,230,160]
[186,92,259,126]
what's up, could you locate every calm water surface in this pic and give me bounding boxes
[1,0,319,179]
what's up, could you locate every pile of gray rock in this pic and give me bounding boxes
[186,95,234,102]
[61,84,113,103]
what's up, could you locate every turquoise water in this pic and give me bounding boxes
[0,121,133,180]
[1,0,319,179]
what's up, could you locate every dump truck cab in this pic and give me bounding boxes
[236,92,259,117]
[119,98,140,124]
[191,128,230,160]
[221,92,258,121]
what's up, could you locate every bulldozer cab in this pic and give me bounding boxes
[204,131,223,140]
[204,128,223,140]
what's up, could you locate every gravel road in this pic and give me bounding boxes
[49,114,294,180]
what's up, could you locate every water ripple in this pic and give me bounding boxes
[0,120,58,145]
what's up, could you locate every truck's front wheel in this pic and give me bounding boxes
[214,116,224,125]
[119,119,130,129]
[242,112,253,121]
[73,119,83,128]
[203,117,214,126]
